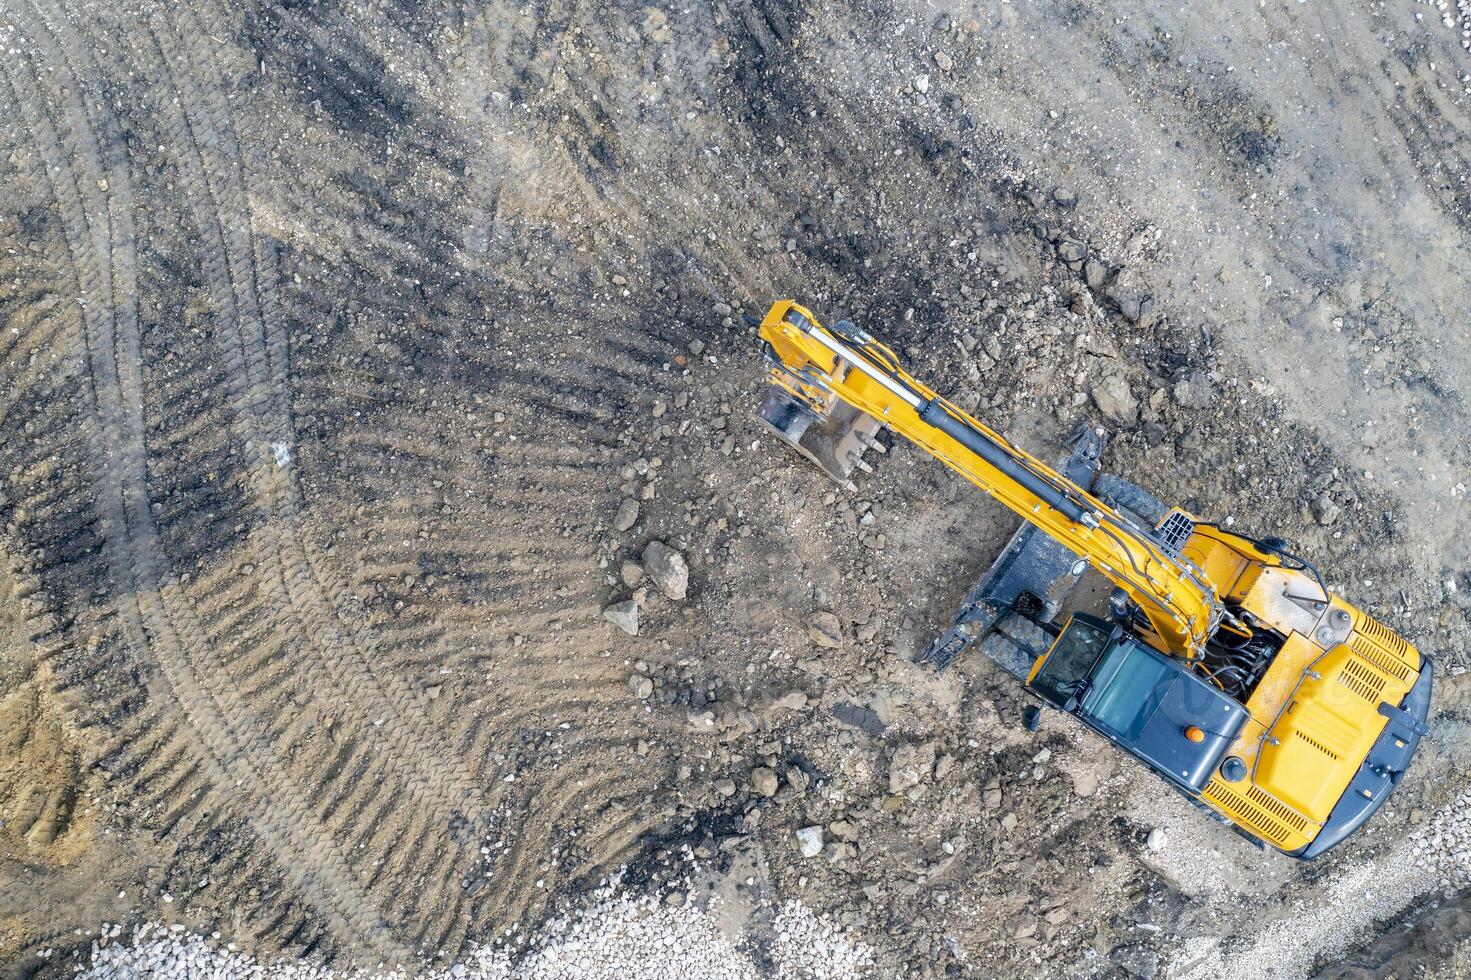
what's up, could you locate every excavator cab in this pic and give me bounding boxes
[1028,614,1249,793]
[1027,614,1112,711]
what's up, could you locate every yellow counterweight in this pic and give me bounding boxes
[758,300,1222,659]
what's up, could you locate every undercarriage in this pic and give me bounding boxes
[912,424,1283,706]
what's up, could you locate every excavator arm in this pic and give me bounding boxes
[757,300,1223,659]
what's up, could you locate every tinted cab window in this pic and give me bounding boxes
[1030,615,1111,707]
[1084,644,1173,742]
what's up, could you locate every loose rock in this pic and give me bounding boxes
[1115,292,1153,323]
[1056,239,1087,267]
[613,497,640,532]
[751,766,780,797]
[603,599,639,636]
[643,540,689,600]
[804,611,844,648]
[1172,371,1216,410]
[1070,769,1100,798]
[1312,494,1341,526]
[889,742,937,793]
[1106,272,1157,326]
[1091,373,1138,425]
[796,825,825,858]
[620,560,644,588]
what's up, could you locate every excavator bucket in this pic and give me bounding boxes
[754,386,885,487]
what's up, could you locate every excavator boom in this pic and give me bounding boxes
[758,300,1218,659]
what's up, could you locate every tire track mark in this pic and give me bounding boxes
[485,768,654,926]
[0,2,407,957]
[182,0,690,949]
[144,0,486,811]
[128,8,500,948]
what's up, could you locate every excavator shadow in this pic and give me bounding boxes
[919,423,1110,676]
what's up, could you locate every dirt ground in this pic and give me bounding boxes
[1,0,1469,976]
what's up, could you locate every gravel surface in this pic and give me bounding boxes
[1172,786,1471,979]
[72,883,873,980]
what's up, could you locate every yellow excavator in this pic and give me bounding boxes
[755,300,1431,857]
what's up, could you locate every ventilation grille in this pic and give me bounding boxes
[1204,781,1292,845]
[1338,659,1386,703]
[1156,511,1194,557]
[1204,779,1310,846]
[1245,784,1310,832]
[1347,632,1413,682]
[1294,730,1341,761]
[1356,613,1409,657]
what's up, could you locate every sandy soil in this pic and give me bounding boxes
[1,0,1468,976]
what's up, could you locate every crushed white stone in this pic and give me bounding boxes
[77,879,874,980]
[1172,788,1471,979]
